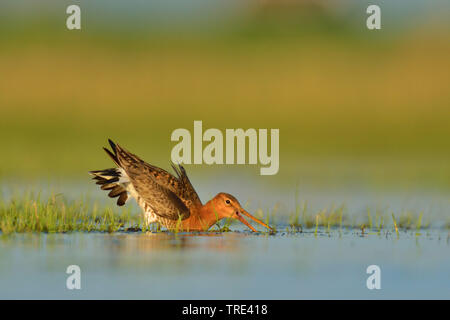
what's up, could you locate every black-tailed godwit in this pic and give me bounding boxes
[89,140,273,232]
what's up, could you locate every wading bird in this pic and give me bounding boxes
[89,140,273,232]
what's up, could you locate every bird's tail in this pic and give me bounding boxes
[89,168,128,206]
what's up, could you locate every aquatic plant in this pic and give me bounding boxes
[0,193,442,237]
[392,213,399,237]
[0,194,139,235]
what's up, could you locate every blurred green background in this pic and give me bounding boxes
[1,0,449,191]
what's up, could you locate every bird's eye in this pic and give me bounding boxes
[225,199,231,204]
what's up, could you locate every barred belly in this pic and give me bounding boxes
[138,195,179,229]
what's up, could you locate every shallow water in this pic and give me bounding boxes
[0,228,449,299]
[3,177,450,225]
[1,177,450,299]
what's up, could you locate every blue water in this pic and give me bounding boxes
[0,229,449,299]
[1,177,449,299]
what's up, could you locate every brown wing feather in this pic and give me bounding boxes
[124,164,190,220]
[108,140,196,220]
[170,162,202,208]
[106,139,202,207]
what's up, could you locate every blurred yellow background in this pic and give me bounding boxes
[1,0,449,190]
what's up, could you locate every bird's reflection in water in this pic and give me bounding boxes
[106,232,244,253]
[97,232,251,273]
[0,232,254,276]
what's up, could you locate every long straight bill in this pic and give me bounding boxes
[236,214,257,232]
[239,210,274,232]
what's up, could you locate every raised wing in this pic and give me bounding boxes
[122,164,190,220]
[104,139,201,220]
[170,162,202,208]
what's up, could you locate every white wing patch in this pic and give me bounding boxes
[117,168,159,225]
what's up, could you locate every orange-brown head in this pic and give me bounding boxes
[208,192,273,232]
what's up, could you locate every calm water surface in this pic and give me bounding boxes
[1,229,449,299]
[1,178,450,299]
